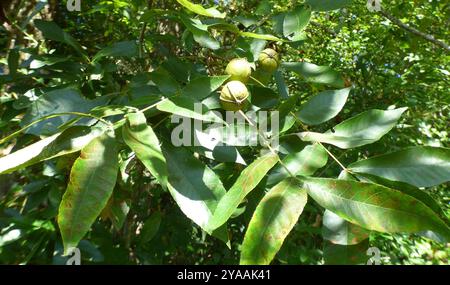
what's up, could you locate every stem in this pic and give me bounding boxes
[288,111,351,173]
[250,76,267,88]
[0,112,112,145]
[380,9,450,53]
[317,141,349,173]
[113,97,169,129]
[238,110,296,178]
[139,23,148,58]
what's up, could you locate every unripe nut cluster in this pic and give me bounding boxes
[258,48,280,73]
[220,81,249,111]
[225,58,252,83]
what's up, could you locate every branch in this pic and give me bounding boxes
[380,8,450,53]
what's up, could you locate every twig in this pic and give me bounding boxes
[380,8,450,53]
[238,110,296,178]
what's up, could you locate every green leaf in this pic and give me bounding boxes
[58,131,119,253]
[323,210,370,245]
[338,170,446,244]
[267,144,328,187]
[157,97,224,123]
[139,211,162,245]
[122,112,168,188]
[323,239,369,265]
[180,16,221,50]
[348,146,450,188]
[0,126,105,175]
[181,75,230,101]
[21,88,110,136]
[248,86,280,109]
[283,6,311,38]
[240,178,307,265]
[355,172,444,216]
[192,127,247,165]
[92,41,138,62]
[240,31,283,42]
[151,67,181,96]
[162,142,227,235]
[305,0,353,11]
[299,108,408,149]
[301,176,450,241]
[176,0,226,18]
[8,48,19,75]
[274,70,289,99]
[297,87,351,125]
[322,171,371,246]
[102,197,130,231]
[201,122,259,147]
[209,153,279,231]
[282,62,345,88]
[34,20,86,56]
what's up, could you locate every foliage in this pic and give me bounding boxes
[0,0,449,265]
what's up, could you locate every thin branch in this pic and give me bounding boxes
[380,8,450,53]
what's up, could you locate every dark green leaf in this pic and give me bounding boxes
[323,239,369,265]
[34,20,86,56]
[139,211,162,245]
[92,41,138,62]
[282,62,345,88]
[297,87,351,125]
[21,88,110,136]
[181,75,230,101]
[305,0,353,11]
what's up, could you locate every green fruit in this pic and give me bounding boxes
[220,81,250,111]
[225,58,252,83]
[258,48,280,73]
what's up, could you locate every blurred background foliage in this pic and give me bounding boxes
[0,0,448,264]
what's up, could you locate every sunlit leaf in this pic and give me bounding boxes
[349,146,450,188]
[122,112,168,188]
[58,131,119,253]
[176,0,226,18]
[157,97,224,123]
[301,176,450,241]
[299,108,408,149]
[0,126,105,175]
[209,153,279,231]
[267,143,328,187]
[162,142,227,239]
[240,178,307,265]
